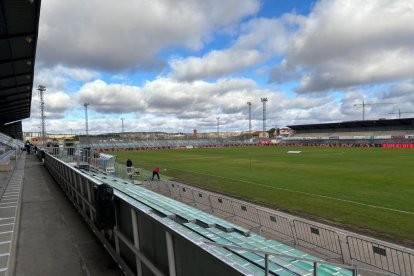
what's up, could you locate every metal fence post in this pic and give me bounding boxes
[131,209,143,276]
[165,231,176,276]
[313,262,318,276]
[352,268,358,276]
[265,254,269,276]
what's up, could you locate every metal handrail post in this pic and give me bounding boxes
[352,268,358,276]
[166,231,176,276]
[265,254,269,276]
[313,262,318,276]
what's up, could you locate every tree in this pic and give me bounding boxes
[267,128,276,138]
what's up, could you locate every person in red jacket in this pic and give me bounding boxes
[152,167,160,180]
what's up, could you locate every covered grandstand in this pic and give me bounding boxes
[282,118,414,146]
[0,0,40,140]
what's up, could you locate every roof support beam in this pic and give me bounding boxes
[0,72,32,81]
[0,56,33,65]
[0,32,35,41]
[0,103,30,111]
[0,84,32,94]
[0,81,32,91]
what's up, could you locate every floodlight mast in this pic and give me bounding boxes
[37,85,46,146]
[247,102,252,135]
[84,103,89,137]
[389,109,414,119]
[354,100,393,120]
[121,118,125,133]
[217,116,220,140]
[261,98,268,138]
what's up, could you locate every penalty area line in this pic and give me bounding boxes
[171,167,414,216]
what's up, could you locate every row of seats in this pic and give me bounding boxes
[0,132,24,148]
[80,139,253,150]
[80,168,352,276]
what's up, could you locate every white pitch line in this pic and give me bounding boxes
[172,168,414,216]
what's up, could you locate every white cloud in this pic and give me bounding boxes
[76,80,145,113]
[71,77,361,133]
[269,0,414,93]
[169,16,299,81]
[34,65,100,91]
[30,90,72,120]
[38,0,260,71]
[170,49,264,81]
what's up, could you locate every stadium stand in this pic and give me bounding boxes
[79,137,256,152]
[77,167,353,276]
[283,118,414,145]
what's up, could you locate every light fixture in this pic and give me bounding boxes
[26,60,32,66]
[25,36,33,43]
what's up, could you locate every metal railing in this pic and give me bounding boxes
[143,180,414,275]
[347,236,414,276]
[205,242,397,276]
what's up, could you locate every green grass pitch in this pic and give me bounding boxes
[113,146,414,244]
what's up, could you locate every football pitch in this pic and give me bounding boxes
[113,146,414,244]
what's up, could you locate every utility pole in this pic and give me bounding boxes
[121,118,125,133]
[261,98,268,138]
[247,102,252,135]
[354,100,393,120]
[37,85,46,146]
[389,109,414,119]
[84,103,89,136]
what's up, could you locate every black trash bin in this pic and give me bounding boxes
[94,184,116,230]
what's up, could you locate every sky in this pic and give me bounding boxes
[23,0,414,134]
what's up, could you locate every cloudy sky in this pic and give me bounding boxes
[23,0,414,134]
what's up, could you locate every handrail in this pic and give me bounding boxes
[204,241,393,276]
[0,150,15,160]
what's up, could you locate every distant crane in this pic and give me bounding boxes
[389,109,414,119]
[353,100,394,120]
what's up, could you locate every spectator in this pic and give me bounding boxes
[152,167,160,181]
[126,159,133,173]
[25,142,31,154]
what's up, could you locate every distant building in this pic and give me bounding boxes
[279,127,293,137]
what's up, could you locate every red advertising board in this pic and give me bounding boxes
[382,144,414,148]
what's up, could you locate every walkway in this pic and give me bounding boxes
[7,154,122,276]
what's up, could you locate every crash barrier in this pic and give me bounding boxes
[144,180,414,275]
[347,236,414,276]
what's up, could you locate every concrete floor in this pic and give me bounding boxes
[14,154,123,276]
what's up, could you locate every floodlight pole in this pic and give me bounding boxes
[261,98,268,138]
[84,103,89,137]
[354,100,394,120]
[217,116,220,140]
[247,102,252,135]
[389,109,413,119]
[37,85,46,146]
[121,118,125,133]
